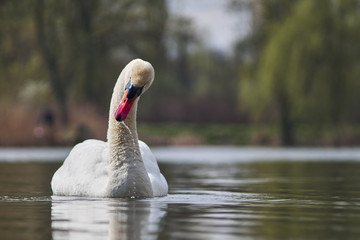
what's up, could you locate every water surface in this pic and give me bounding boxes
[0,148,360,240]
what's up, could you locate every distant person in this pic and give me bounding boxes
[33,108,55,145]
[40,109,55,127]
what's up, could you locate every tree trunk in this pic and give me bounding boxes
[34,0,68,124]
[278,92,294,146]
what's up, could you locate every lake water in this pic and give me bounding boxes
[1,147,360,240]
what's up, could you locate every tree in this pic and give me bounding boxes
[34,0,70,123]
[0,1,42,102]
[167,16,196,89]
[237,0,360,145]
[32,0,169,123]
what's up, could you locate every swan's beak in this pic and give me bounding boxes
[115,83,144,121]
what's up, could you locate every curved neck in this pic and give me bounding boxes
[107,83,141,166]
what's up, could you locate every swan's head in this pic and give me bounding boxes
[115,59,154,121]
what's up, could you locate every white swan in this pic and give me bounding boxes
[51,59,168,198]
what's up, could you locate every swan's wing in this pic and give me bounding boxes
[51,139,110,197]
[139,140,168,196]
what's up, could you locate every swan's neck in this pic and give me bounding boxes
[107,103,140,166]
[103,59,155,197]
[106,100,153,197]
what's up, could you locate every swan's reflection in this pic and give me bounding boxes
[51,196,167,240]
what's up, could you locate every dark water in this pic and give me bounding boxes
[1,155,360,239]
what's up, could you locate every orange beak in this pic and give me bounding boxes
[114,82,144,121]
[114,90,137,121]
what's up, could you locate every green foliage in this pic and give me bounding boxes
[238,0,360,144]
[0,1,43,101]
[33,0,169,105]
[189,49,236,99]
[0,0,172,123]
[3,0,360,146]
[1,0,244,128]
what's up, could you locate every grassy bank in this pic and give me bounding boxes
[138,123,278,146]
[138,122,360,146]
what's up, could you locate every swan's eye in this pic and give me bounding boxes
[125,80,144,99]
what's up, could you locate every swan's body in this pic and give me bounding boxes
[51,59,168,198]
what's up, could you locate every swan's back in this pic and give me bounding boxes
[51,140,110,197]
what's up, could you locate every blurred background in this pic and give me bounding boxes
[1,0,360,147]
